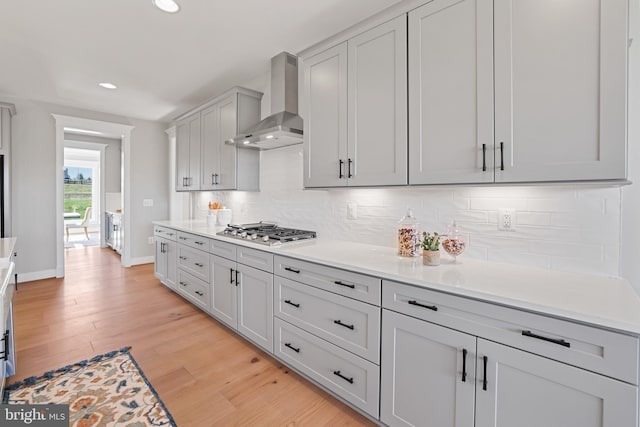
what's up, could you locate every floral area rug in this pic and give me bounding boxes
[3,347,176,426]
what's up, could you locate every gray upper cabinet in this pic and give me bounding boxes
[176,87,262,192]
[303,15,408,188]
[175,112,201,190]
[409,0,628,185]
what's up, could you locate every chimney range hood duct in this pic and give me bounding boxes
[226,52,303,150]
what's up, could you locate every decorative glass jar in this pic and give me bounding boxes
[398,209,419,257]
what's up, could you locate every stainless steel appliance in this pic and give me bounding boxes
[218,222,316,246]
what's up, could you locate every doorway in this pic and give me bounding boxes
[53,115,134,277]
[63,146,101,249]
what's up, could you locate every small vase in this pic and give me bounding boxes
[422,249,440,266]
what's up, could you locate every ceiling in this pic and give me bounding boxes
[0,0,401,123]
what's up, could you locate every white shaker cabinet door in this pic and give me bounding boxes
[408,0,494,185]
[347,15,407,186]
[380,310,476,427]
[237,264,273,353]
[475,339,638,427]
[211,255,237,329]
[303,42,348,188]
[494,0,628,182]
[217,95,239,190]
[200,104,221,191]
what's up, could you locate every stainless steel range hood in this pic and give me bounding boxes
[226,52,303,150]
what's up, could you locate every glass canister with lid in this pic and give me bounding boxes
[398,208,420,257]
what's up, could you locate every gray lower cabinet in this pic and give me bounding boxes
[381,300,638,427]
[154,237,176,290]
[210,247,274,353]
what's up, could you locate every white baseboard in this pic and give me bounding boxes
[18,269,57,283]
[130,256,154,266]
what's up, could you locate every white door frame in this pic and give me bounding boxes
[63,141,107,247]
[53,114,134,277]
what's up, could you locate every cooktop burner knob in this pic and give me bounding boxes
[231,230,238,236]
[240,231,248,238]
[262,235,269,242]
[250,233,258,240]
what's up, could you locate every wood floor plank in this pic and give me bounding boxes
[9,247,375,426]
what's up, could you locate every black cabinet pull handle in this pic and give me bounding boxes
[1,330,9,361]
[179,281,187,287]
[179,236,187,240]
[195,241,205,245]
[347,158,353,178]
[339,159,344,179]
[284,300,300,308]
[284,343,300,353]
[334,320,354,330]
[462,349,467,382]
[230,268,234,284]
[160,242,164,253]
[167,233,174,236]
[195,262,204,267]
[235,269,239,286]
[216,174,220,185]
[284,267,300,274]
[482,355,488,391]
[334,280,355,289]
[212,174,215,185]
[408,300,438,311]
[522,330,570,348]
[482,143,487,172]
[179,256,187,260]
[500,142,504,171]
[195,290,204,296]
[333,370,354,384]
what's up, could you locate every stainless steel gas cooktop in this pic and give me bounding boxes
[217,222,317,246]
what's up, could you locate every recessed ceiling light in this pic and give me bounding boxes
[265,135,274,139]
[153,0,180,13]
[99,82,117,90]
[243,140,251,145]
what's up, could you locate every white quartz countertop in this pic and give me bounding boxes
[154,220,640,335]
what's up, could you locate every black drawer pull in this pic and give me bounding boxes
[167,233,175,236]
[195,290,204,296]
[522,330,571,348]
[284,343,300,353]
[482,356,488,391]
[284,267,300,274]
[334,280,355,289]
[0,330,9,361]
[284,300,300,308]
[179,236,187,240]
[194,262,204,267]
[408,300,438,311]
[461,348,467,382]
[179,256,187,260]
[333,320,354,330]
[333,370,354,384]
[179,281,187,287]
[195,241,205,245]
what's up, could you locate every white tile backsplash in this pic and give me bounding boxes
[194,145,622,278]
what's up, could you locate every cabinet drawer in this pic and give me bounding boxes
[177,245,210,282]
[177,270,211,312]
[176,231,210,251]
[210,239,237,261]
[237,246,273,273]
[154,226,177,241]
[275,276,380,364]
[274,256,381,305]
[383,280,640,385]
[274,318,380,418]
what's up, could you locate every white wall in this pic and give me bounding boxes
[3,96,169,279]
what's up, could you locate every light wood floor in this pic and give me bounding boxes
[11,246,375,426]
